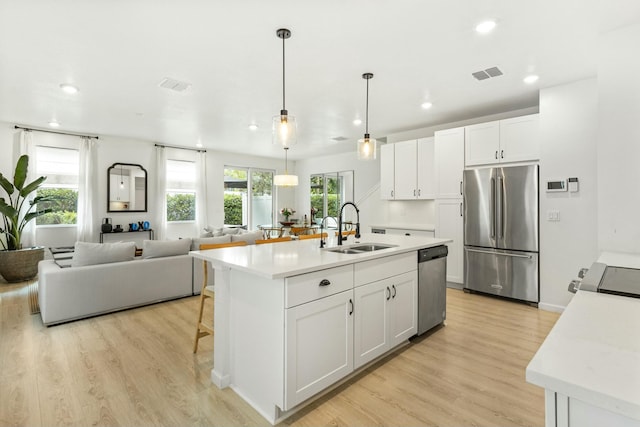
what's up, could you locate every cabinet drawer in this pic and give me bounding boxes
[385,228,435,238]
[354,252,417,287]
[285,265,354,308]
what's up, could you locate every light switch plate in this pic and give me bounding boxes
[547,210,560,221]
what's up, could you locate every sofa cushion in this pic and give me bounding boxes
[191,235,232,251]
[142,239,191,259]
[71,241,136,267]
[231,230,263,245]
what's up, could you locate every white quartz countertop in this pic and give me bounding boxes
[597,251,640,269]
[369,223,435,232]
[526,290,640,421]
[190,233,451,279]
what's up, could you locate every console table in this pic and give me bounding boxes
[100,229,154,243]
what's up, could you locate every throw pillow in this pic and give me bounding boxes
[142,239,191,259]
[190,235,231,251]
[71,241,136,267]
[230,230,263,245]
[221,227,241,235]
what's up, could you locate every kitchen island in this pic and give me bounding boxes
[526,252,640,427]
[190,233,451,424]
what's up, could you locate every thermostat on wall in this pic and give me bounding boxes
[568,177,579,192]
[546,179,567,192]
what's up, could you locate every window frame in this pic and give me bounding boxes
[224,166,275,229]
[166,158,197,223]
[34,145,80,227]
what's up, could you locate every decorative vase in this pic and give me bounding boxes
[0,246,45,283]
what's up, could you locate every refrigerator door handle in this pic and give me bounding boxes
[490,177,496,238]
[466,247,533,259]
[496,175,503,239]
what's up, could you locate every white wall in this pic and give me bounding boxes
[597,22,640,253]
[538,78,599,311]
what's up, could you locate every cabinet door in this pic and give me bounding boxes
[499,114,540,163]
[354,280,389,369]
[465,120,500,166]
[417,137,435,199]
[109,174,130,201]
[388,271,418,347]
[435,199,464,284]
[393,140,417,199]
[380,143,395,200]
[434,127,465,199]
[284,290,353,410]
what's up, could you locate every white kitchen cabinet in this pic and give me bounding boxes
[384,228,435,238]
[285,289,354,409]
[379,138,435,200]
[109,174,130,202]
[465,114,540,166]
[435,199,463,284]
[434,127,465,199]
[354,271,417,369]
[380,143,395,200]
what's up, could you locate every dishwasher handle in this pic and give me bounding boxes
[418,245,448,263]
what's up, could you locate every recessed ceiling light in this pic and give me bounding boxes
[48,121,60,127]
[475,20,496,34]
[524,74,539,84]
[353,118,362,126]
[59,83,78,94]
[196,142,203,148]
[421,102,433,110]
[248,124,258,131]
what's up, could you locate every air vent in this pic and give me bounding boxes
[158,77,192,92]
[332,136,348,142]
[472,66,504,81]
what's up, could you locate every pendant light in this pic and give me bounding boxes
[357,72,377,160]
[120,165,124,189]
[274,147,298,186]
[272,28,297,148]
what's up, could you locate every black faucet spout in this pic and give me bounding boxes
[338,202,361,246]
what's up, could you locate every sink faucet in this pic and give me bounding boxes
[337,202,361,246]
[318,216,334,248]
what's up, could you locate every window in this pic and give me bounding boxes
[166,159,196,222]
[224,167,274,229]
[35,146,79,225]
[309,171,354,225]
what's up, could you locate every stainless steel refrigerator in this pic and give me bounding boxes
[463,164,539,303]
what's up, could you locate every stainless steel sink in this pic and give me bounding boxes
[326,243,397,254]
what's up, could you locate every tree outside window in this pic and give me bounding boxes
[35,146,79,225]
[166,159,196,222]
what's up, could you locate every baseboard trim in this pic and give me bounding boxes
[538,302,565,313]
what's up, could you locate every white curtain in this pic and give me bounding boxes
[155,145,168,240]
[17,130,37,248]
[195,150,209,235]
[76,137,98,242]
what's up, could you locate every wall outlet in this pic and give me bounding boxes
[547,210,560,221]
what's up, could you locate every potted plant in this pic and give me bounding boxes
[279,207,296,226]
[0,154,53,282]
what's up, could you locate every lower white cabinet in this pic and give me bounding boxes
[284,289,354,409]
[354,271,417,369]
[383,228,435,238]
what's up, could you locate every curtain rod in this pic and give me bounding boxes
[14,125,99,139]
[154,143,206,153]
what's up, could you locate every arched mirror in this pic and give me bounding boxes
[107,163,147,212]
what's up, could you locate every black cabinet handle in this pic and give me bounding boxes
[349,298,353,315]
[319,279,331,287]
[501,149,504,159]
[392,285,397,298]
[386,287,391,300]
[459,181,463,195]
[495,150,498,159]
[460,202,463,217]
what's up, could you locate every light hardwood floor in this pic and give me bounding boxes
[0,279,559,426]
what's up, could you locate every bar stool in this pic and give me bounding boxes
[193,240,247,353]
[298,232,328,240]
[255,236,292,244]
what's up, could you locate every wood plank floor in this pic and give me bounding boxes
[0,279,559,426]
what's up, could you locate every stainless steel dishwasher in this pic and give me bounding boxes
[417,246,448,335]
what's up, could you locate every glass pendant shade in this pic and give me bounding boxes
[274,173,299,186]
[272,110,297,147]
[357,134,377,160]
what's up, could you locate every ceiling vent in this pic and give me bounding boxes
[332,136,348,142]
[158,77,192,92]
[472,66,503,81]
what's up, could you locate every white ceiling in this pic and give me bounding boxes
[1,0,639,160]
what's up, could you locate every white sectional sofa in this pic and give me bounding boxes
[39,240,194,325]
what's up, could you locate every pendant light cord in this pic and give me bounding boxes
[284,147,289,173]
[282,35,286,111]
[365,77,369,135]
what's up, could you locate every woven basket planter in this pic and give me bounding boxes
[0,247,45,283]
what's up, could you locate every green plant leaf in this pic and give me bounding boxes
[20,176,46,197]
[23,208,53,224]
[31,194,57,204]
[0,173,14,197]
[0,199,18,219]
[14,155,29,191]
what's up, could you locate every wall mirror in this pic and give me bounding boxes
[310,170,354,226]
[107,163,148,212]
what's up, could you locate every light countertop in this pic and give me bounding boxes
[370,223,435,232]
[597,251,640,269]
[526,290,640,421]
[190,233,451,279]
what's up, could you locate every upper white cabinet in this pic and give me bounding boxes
[380,137,435,200]
[465,114,540,166]
[434,127,465,199]
[109,174,130,202]
[380,143,395,200]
